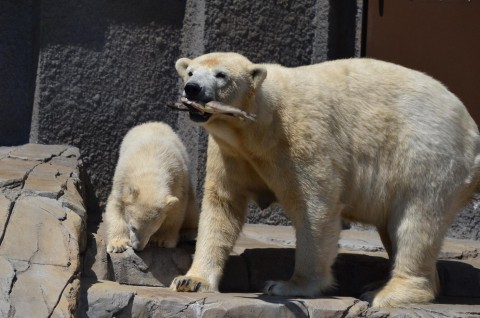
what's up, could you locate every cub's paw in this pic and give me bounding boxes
[170,276,210,292]
[106,238,131,253]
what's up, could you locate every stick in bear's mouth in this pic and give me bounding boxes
[167,97,256,121]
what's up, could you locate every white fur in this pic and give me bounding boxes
[170,53,480,307]
[105,122,198,253]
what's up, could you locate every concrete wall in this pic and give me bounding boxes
[30,0,189,225]
[18,0,362,228]
[2,0,480,239]
[0,0,38,145]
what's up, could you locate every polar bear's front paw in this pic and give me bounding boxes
[106,238,131,253]
[170,275,211,292]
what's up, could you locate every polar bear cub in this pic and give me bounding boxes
[105,122,198,252]
[170,52,480,308]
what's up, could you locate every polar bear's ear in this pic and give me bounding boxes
[249,65,267,89]
[164,195,179,207]
[175,58,192,77]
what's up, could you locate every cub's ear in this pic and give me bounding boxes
[175,58,192,78]
[249,65,267,89]
[164,195,179,207]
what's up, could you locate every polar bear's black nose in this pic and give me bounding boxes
[184,82,202,99]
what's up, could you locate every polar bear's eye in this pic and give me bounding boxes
[215,71,227,79]
[187,71,193,77]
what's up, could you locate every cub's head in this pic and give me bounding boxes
[175,52,267,123]
[122,185,179,251]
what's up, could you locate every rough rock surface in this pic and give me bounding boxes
[81,224,480,317]
[0,144,87,317]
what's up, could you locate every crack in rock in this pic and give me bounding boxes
[24,223,41,265]
[1,181,23,190]
[172,297,207,317]
[47,274,79,318]
[409,306,452,317]
[6,270,17,297]
[343,302,357,318]
[20,162,43,190]
[39,205,67,221]
[5,259,68,268]
[0,198,15,247]
[40,285,52,316]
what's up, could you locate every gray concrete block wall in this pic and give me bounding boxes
[32,0,188,220]
[193,0,360,225]
[0,0,38,146]
[1,1,358,225]
[175,0,335,220]
[177,0,209,207]
[203,0,319,66]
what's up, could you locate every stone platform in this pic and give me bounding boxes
[81,281,480,318]
[81,222,480,317]
[2,144,480,317]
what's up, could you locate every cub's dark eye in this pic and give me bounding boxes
[187,71,193,77]
[215,72,227,79]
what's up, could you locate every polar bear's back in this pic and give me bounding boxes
[261,58,480,221]
[267,58,472,126]
[120,121,186,158]
[115,122,189,187]
[335,59,478,158]
[265,58,479,166]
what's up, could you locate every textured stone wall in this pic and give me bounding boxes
[32,0,188,223]
[25,0,362,228]
[0,0,38,145]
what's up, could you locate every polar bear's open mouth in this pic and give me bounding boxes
[168,97,257,122]
[173,98,212,123]
[189,111,212,123]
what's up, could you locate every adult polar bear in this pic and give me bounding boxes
[170,52,480,307]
